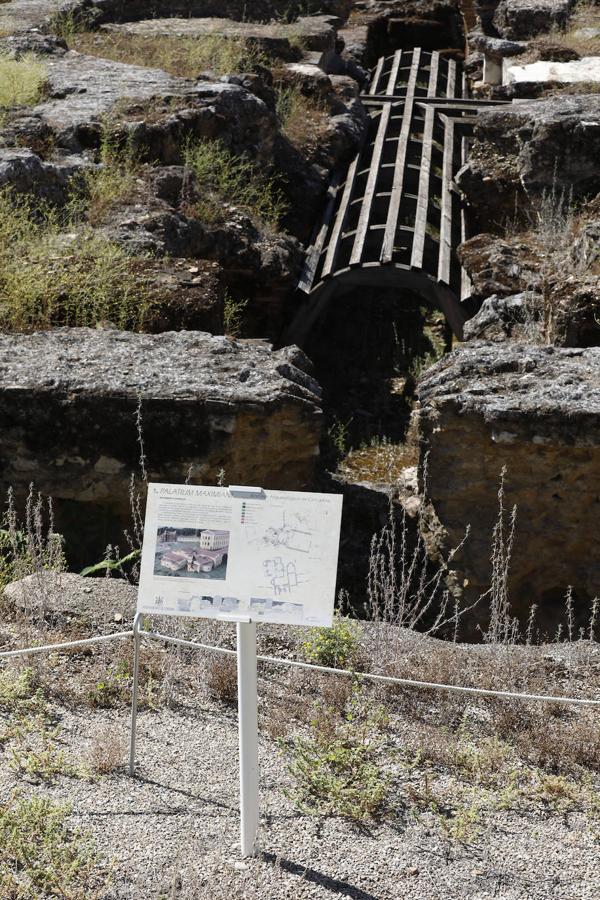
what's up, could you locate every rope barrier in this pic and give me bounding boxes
[140,629,600,709]
[0,630,133,660]
[1,626,598,709]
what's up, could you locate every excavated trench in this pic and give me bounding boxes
[0,0,480,614]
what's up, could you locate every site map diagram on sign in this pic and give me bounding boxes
[137,484,343,627]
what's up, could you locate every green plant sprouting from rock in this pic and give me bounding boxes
[183,139,287,230]
[0,188,154,332]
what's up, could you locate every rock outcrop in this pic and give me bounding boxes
[456,95,600,227]
[493,0,574,41]
[0,329,322,562]
[100,15,338,58]
[418,341,600,630]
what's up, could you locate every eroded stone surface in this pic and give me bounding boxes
[493,0,574,40]
[506,57,600,85]
[457,95,600,213]
[100,15,338,57]
[0,329,322,558]
[418,341,600,622]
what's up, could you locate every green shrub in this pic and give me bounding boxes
[87,660,131,708]
[302,617,361,669]
[184,140,287,230]
[0,189,153,331]
[0,52,47,110]
[282,689,389,821]
[82,125,141,226]
[0,796,105,898]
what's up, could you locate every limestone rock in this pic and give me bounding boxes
[0,1,352,33]
[12,52,276,161]
[0,148,87,205]
[467,33,528,60]
[418,341,600,625]
[506,57,600,86]
[493,0,574,41]
[458,234,541,299]
[457,95,600,215]
[0,329,322,560]
[463,293,534,342]
[100,15,338,58]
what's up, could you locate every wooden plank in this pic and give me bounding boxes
[427,51,439,98]
[350,103,392,266]
[369,56,385,96]
[386,50,402,96]
[297,171,341,293]
[380,48,421,264]
[437,114,455,285]
[320,154,360,278]
[446,59,457,99]
[410,104,436,269]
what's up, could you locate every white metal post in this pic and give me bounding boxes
[237,620,259,857]
[129,612,143,776]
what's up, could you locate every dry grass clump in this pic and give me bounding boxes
[0,52,47,111]
[86,723,127,775]
[275,84,330,151]
[0,188,154,332]
[205,655,238,707]
[70,32,268,77]
[82,128,143,226]
[183,139,287,229]
[337,438,418,483]
[559,0,600,55]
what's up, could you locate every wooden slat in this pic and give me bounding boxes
[410,104,436,269]
[446,59,456,98]
[298,171,341,292]
[369,57,385,95]
[386,50,402,96]
[427,52,439,97]
[380,48,421,264]
[437,114,455,285]
[320,154,360,278]
[350,103,392,266]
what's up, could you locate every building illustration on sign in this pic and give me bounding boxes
[154,527,230,580]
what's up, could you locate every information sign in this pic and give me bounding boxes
[137,483,344,627]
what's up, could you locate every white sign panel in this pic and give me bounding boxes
[137,484,344,627]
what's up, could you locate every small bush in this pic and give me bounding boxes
[302,617,361,670]
[87,660,131,709]
[0,52,47,110]
[206,655,238,707]
[223,292,248,338]
[0,189,154,331]
[282,688,389,821]
[82,125,141,226]
[87,724,126,775]
[275,84,329,150]
[0,795,105,898]
[184,140,287,230]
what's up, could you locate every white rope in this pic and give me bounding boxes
[0,630,133,660]
[1,627,598,709]
[140,629,600,709]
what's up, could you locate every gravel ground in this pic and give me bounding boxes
[0,695,598,900]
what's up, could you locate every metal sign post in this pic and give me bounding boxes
[129,612,142,777]
[236,619,259,857]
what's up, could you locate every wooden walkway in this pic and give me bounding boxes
[291,49,505,342]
